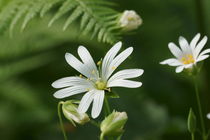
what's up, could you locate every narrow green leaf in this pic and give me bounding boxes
[82,18,95,35]
[63,6,83,31]
[48,0,76,27]
[40,0,61,17]
[80,12,89,30]
[9,5,28,36]
[98,28,105,42]
[21,1,45,31]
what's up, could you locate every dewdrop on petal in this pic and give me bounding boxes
[62,101,90,126]
[100,111,128,138]
[119,10,142,31]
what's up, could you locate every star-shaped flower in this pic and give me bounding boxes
[52,42,143,118]
[160,33,210,73]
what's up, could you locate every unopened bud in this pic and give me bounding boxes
[119,10,142,31]
[100,111,128,137]
[62,101,90,126]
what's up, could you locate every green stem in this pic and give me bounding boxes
[58,102,68,140]
[195,0,206,34]
[90,120,100,128]
[193,77,206,140]
[104,96,111,115]
[191,133,195,140]
[100,133,104,140]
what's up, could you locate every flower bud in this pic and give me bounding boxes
[62,101,90,126]
[119,10,142,31]
[100,111,128,137]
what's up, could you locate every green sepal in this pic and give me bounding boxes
[106,92,120,98]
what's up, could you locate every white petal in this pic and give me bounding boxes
[184,64,193,68]
[160,58,182,66]
[108,79,142,88]
[53,86,87,99]
[199,48,210,56]
[52,76,93,88]
[78,90,95,113]
[179,36,190,52]
[196,55,209,62]
[91,90,104,118]
[65,53,90,78]
[175,66,184,73]
[168,42,182,58]
[190,33,200,50]
[108,69,143,84]
[102,42,122,80]
[194,36,208,58]
[77,46,99,78]
[106,47,133,79]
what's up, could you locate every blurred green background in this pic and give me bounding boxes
[0,0,210,140]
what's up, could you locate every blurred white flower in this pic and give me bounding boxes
[207,113,210,119]
[62,101,90,125]
[52,42,143,118]
[160,33,209,73]
[119,10,142,31]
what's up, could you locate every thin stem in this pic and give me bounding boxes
[58,102,68,140]
[100,133,104,140]
[90,120,100,128]
[193,77,206,140]
[191,133,195,140]
[104,96,111,115]
[194,0,206,34]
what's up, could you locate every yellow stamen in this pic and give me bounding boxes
[79,74,83,78]
[86,88,90,91]
[127,16,134,21]
[111,66,116,70]
[181,54,195,64]
[97,60,102,66]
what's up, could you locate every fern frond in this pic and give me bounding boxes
[0,0,122,44]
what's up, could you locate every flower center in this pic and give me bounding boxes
[95,80,107,90]
[181,54,195,64]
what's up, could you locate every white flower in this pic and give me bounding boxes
[52,42,143,118]
[160,33,210,73]
[119,10,142,31]
[207,113,210,119]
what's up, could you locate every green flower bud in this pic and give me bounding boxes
[187,108,196,133]
[62,101,90,126]
[100,111,128,137]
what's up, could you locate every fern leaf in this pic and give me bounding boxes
[80,12,89,30]
[63,6,83,30]
[9,4,28,36]
[40,0,62,17]
[21,0,47,31]
[0,0,123,44]
[48,0,76,27]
